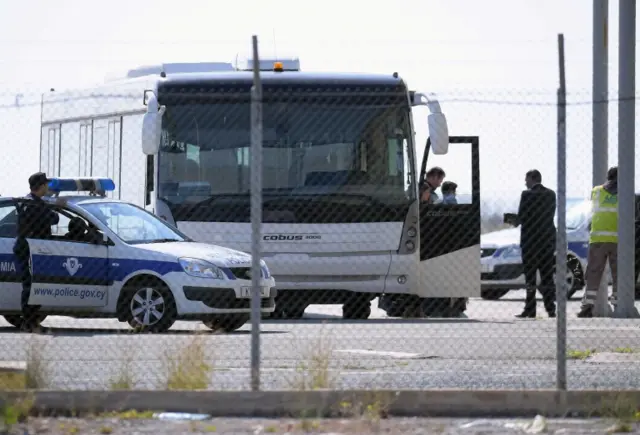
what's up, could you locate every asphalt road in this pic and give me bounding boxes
[0,288,639,391]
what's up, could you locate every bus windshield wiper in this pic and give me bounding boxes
[189,193,250,207]
[291,192,391,207]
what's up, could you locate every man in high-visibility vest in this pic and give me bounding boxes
[577,166,618,318]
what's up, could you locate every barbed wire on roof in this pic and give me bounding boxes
[0,92,639,111]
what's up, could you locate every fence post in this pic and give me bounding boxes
[613,0,639,319]
[592,0,613,318]
[250,34,264,391]
[556,33,568,392]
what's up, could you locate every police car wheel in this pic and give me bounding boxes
[122,283,176,333]
[202,314,249,333]
[3,314,47,329]
[554,258,584,300]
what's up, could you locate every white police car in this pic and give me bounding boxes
[480,198,590,300]
[0,177,276,333]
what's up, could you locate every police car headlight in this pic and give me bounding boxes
[260,260,271,278]
[179,258,225,279]
[501,245,522,259]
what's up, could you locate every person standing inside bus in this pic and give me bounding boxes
[420,166,445,204]
[514,169,557,318]
[441,181,458,204]
[13,172,64,331]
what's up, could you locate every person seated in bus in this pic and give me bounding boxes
[441,181,458,205]
[419,166,445,204]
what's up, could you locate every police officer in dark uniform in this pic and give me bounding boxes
[13,172,65,330]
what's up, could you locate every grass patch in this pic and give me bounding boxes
[0,394,34,433]
[298,417,322,431]
[606,422,635,433]
[99,410,155,419]
[567,349,596,360]
[290,328,335,391]
[595,394,640,433]
[110,341,136,390]
[0,372,26,390]
[25,336,50,389]
[188,421,217,432]
[164,332,213,390]
[335,392,395,431]
[613,347,639,354]
[58,422,80,434]
[342,364,368,371]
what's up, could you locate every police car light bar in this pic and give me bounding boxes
[48,177,116,195]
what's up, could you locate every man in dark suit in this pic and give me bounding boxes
[513,169,557,318]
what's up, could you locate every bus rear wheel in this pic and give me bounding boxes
[420,297,467,318]
[342,300,371,320]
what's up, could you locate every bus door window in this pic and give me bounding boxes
[424,145,473,206]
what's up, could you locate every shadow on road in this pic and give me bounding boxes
[262,314,513,325]
[494,297,582,303]
[0,326,289,337]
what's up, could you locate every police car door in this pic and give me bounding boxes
[26,204,109,308]
[0,199,22,311]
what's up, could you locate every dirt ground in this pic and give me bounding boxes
[4,415,640,434]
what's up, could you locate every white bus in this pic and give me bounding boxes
[39,59,481,320]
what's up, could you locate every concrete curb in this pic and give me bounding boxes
[0,390,639,418]
[0,362,27,374]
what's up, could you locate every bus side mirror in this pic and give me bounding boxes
[412,91,449,155]
[142,91,165,156]
[428,113,449,155]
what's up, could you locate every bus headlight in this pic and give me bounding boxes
[407,226,417,238]
[179,258,225,279]
[406,240,415,251]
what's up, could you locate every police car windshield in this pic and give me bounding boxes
[79,202,189,245]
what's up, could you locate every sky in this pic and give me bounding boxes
[0,0,638,212]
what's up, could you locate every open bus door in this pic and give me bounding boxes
[380,136,481,318]
[417,136,481,315]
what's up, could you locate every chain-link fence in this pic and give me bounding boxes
[0,64,638,395]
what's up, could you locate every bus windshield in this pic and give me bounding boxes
[157,84,415,224]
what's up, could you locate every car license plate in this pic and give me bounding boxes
[240,286,269,298]
[481,264,493,273]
